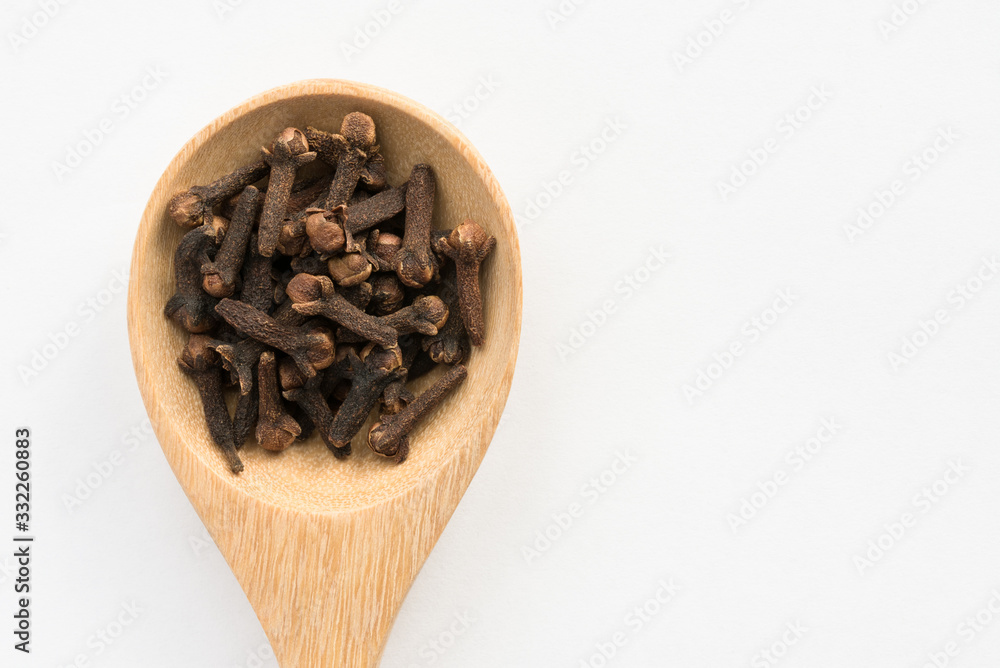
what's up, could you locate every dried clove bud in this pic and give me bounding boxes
[306,114,381,207]
[436,219,495,346]
[383,295,448,336]
[395,164,438,287]
[258,128,317,257]
[177,335,244,473]
[256,352,300,451]
[168,160,269,228]
[326,252,372,287]
[201,185,261,298]
[423,273,470,365]
[321,113,378,210]
[165,226,218,333]
[338,295,448,343]
[215,299,335,379]
[326,345,405,455]
[368,364,467,458]
[287,274,397,348]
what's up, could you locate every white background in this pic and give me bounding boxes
[2,0,999,666]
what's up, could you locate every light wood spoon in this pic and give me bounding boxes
[127,80,521,667]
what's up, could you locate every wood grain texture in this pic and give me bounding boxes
[127,80,521,667]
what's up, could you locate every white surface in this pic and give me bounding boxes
[2,1,999,666]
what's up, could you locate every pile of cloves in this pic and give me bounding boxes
[164,112,495,473]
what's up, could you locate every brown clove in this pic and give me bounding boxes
[164,226,218,333]
[177,335,244,473]
[256,352,300,451]
[436,219,495,345]
[326,345,405,455]
[215,299,335,379]
[287,274,398,348]
[201,185,261,298]
[168,160,269,229]
[258,128,317,257]
[368,364,467,458]
[395,164,438,288]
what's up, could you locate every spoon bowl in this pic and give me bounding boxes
[127,79,521,667]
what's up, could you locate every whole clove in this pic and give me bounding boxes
[435,219,495,346]
[368,364,468,458]
[257,352,301,451]
[423,272,470,365]
[215,298,335,380]
[201,185,261,298]
[164,226,219,333]
[326,345,405,455]
[395,164,438,288]
[258,128,317,257]
[177,335,244,473]
[168,161,269,228]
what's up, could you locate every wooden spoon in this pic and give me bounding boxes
[127,80,521,667]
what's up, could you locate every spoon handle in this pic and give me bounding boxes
[211,506,412,666]
[193,472,465,667]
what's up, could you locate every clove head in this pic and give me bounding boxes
[278,356,306,391]
[300,321,337,373]
[444,219,496,263]
[277,217,309,257]
[202,271,234,299]
[285,272,325,304]
[327,253,372,287]
[370,274,405,315]
[270,127,311,159]
[165,294,217,333]
[372,232,402,269]
[401,295,449,335]
[360,341,404,373]
[340,281,373,310]
[394,249,436,288]
[167,190,205,228]
[256,412,300,452]
[177,335,218,373]
[425,334,467,366]
[381,382,414,416]
[305,206,346,256]
[341,112,377,151]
